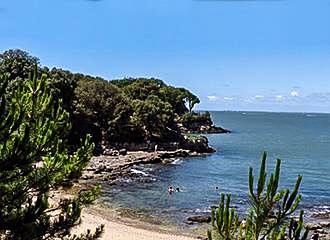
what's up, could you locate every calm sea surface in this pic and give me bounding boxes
[101,111,330,224]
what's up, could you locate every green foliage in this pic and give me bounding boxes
[73,77,138,143]
[180,111,212,129]
[159,86,192,115]
[209,194,239,240]
[111,77,166,89]
[44,67,79,113]
[181,88,200,113]
[115,77,200,115]
[131,95,178,141]
[90,77,200,143]
[0,49,204,146]
[208,152,309,240]
[0,70,102,239]
[67,225,104,240]
[123,79,165,101]
[74,78,124,130]
[0,49,39,81]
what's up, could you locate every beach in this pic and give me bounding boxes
[72,207,197,240]
[86,112,330,239]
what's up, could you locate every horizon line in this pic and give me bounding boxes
[196,109,330,114]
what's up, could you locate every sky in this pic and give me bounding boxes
[0,0,329,112]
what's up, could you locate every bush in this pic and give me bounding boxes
[180,112,212,129]
[0,70,102,239]
[130,95,179,141]
[208,152,309,240]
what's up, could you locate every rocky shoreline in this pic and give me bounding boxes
[81,149,211,184]
[182,125,231,134]
[79,141,330,239]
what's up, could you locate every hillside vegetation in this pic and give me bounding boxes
[0,49,217,152]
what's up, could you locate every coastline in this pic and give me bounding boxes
[70,146,330,240]
[81,150,213,184]
[72,205,202,240]
[71,149,213,239]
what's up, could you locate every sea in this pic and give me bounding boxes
[100,111,330,227]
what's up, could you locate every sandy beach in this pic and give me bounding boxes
[72,207,198,240]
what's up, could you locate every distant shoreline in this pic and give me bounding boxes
[197,109,330,115]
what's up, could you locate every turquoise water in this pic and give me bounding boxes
[101,111,330,223]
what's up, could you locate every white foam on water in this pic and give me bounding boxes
[171,158,183,165]
[315,205,330,210]
[195,207,212,213]
[131,169,149,176]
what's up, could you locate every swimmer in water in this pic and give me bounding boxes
[176,187,180,192]
[168,185,174,194]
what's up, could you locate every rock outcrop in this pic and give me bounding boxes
[186,215,211,223]
[81,150,210,184]
[181,135,215,153]
[178,112,231,134]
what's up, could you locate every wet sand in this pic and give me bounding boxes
[72,207,198,240]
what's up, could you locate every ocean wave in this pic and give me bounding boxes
[313,205,330,210]
[131,169,149,176]
[171,159,183,165]
[194,207,212,213]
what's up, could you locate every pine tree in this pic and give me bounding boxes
[0,69,103,239]
[209,194,239,240]
[208,152,309,240]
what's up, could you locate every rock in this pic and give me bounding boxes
[105,167,113,172]
[320,222,330,228]
[196,125,231,134]
[93,145,103,156]
[207,126,231,134]
[86,167,96,171]
[196,237,208,240]
[151,156,162,163]
[181,135,215,153]
[179,113,231,134]
[315,229,328,234]
[82,146,215,184]
[187,215,211,223]
[311,233,319,240]
[159,149,190,159]
[103,148,113,156]
[102,148,121,156]
[80,174,94,180]
[306,223,322,230]
[94,166,106,174]
[311,211,330,219]
[175,149,190,157]
[119,148,127,155]
[138,178,154,183]
[184,220,194,225]
[162,158,176,164]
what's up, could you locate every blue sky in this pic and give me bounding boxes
[0,0,330,112]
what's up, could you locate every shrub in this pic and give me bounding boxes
[208,152,309,240]
[0,70,102,239]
